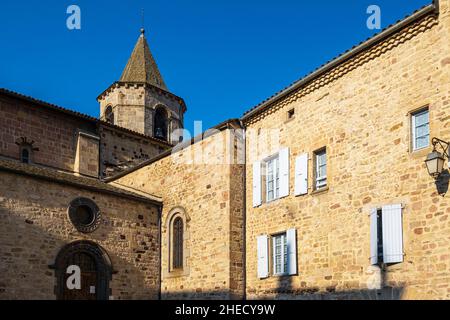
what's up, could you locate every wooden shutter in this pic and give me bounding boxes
[253,162,262,207]
[286,228,297,275]
[294,153,308,196]
[382,204,404,264]
[257,235,269,279]
[279,148,290,198]
[370,208,378,265]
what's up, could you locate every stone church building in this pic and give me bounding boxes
[1,0,450,300]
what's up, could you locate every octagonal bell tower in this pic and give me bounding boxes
[97,29,186,144]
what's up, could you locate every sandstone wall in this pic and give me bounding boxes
[0,171,160,300]
[114,127,245,299]
[244,3,450,300]
[0,93,96,173]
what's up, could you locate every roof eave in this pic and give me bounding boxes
[241,3,438,123]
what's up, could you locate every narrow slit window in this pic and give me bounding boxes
[172,217,183,270]
[21,148,30,164]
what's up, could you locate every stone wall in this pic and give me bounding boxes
[0,170,160,300]
[99,124,169,178]
[74,131,100,178]
[113,125,245,299]
[98,83,184,143]
[243,2,450,300]
[0,93,96,173]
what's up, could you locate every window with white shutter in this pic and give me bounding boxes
[279,148,290,198]
[370,204,404,265]
[382,204,404,264]
[272,233,287,276]
[257,235,269,279]
[286,228,297,275]
[266,157,279,202]
[295,153,308,196]
[314,148,327,190]
[253,162,262,207]
[411,108,430,151]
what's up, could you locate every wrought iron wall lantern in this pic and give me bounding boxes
[425,138,449,179]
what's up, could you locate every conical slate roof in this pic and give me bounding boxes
[120,30,167,90]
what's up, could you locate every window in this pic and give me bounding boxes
[272,233,288,276]
[67,198,101,234]
[314,148,327,189]
[266,156,280,202]
[20,148,30,164]
[287,108,295,120]
[105,106,114,125]
[376,209,384,263]
[172,217,183,270]
[154,107,169,141]
[411,108,429,151]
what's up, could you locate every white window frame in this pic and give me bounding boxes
[272,233,288,276]
[315,149,327,189]
[411,109,430,151]
[265,155,280,202]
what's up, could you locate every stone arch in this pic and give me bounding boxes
[51,240,113,300]
[15,137,39,164]
[165,207,190,276]
[153,105,171,141]
[104,105,114,124]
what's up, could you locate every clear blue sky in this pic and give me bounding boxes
[0,0,430,133]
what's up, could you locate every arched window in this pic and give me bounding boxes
[105,106,114,125]
[172,217,183,270]
[154,107,168,141]
[21,148,30,164]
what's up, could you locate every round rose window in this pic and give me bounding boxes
[68,198,101,233]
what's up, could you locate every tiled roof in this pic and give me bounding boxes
[241,1,438,121]
[120,32,168,90]
[0,88,98,122]
[0,159,162,205]
[0,87,173,147]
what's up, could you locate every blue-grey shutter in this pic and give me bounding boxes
[279,148,290,198]
[382,204,404,264]
[286,228,297,275]
[252,162,262,207]
[294,153,308,196]
[257,235,269,279]
[370,208,378,265]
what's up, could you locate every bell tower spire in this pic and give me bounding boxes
[97,28,186,144]
[119,28,167,90]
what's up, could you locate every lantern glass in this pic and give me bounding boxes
[425,151,445,178]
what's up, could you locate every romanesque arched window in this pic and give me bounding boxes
[172,217,183,270]
[154,107,168,141]
[105,106,114,125]
[16,137,38,164]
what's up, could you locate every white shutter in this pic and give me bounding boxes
[257,235,269,279]
[382,204,404,264]
[279,148,290,198]
[370,208,378,265]
[294,153,308,196]
[252,162,262,207]
[286,228,297,275]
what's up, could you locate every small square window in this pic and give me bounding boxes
[314,148,327,190]
[411,108,430,151]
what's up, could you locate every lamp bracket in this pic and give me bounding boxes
[432,138,450,159]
